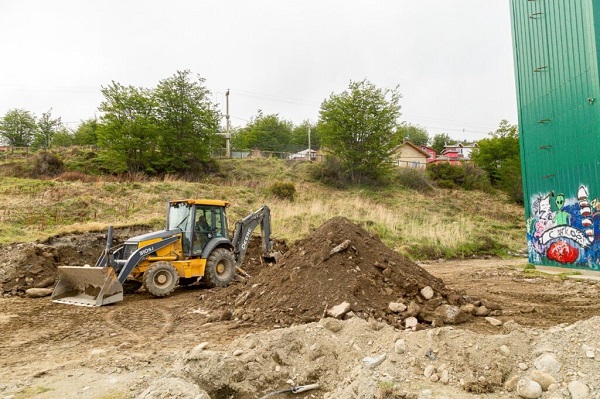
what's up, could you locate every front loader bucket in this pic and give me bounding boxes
[51,266,123,307]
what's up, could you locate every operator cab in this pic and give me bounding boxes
[166,200,230,256]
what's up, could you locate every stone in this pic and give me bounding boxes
[404,301,421,317]
[33,277,55,288]
[232,349,243,356]
[534,353,562,375]
[434,304,469,325]
[439,369,449,384]
[530,370,556,391]
[363,354,386,369]
[499,345,510,356]
[424,365,436,378]
[193,342,209,352]
[505,375,519,392]
[25,288,53,298]
[568,381,590,399]
[481,298,502,310]
[420,286,434,300]
[327,301,351,319]
[405,317,418,329]
[485,317,502,326]
[389,302,407,313]
[474,306,490,317]
[516,377,543,399]
[518,363,529,371]
[460,303,476,315]
[320,318,343,333]
[394,339,406,354]
[586,350,595,359]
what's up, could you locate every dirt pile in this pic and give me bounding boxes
[208,217,473,328]
[0,228,146,295]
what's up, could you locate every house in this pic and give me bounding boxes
[419,145,437,163]
[441,143,477,160]
[391,141,430,169]
[289,148,317,161]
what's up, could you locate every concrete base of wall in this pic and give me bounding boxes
[535,265,600,280]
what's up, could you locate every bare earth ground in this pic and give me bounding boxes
[1,221,600,398]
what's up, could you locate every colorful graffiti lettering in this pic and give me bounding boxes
[527,185,599,269]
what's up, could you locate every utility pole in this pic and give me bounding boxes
[307,125,311,161]
[225,89,231,158]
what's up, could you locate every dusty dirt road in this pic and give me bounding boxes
[2,257,600,398]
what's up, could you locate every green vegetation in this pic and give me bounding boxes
[268,181,296,201]
[0,156,525,261]
[15,386,53,398]
[318,79,403,185]
[471,120,522,204]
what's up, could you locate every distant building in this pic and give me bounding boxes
[441,143,477,160]
[391,141,430,169]
[289,148,317,161]
[419,145,437,163]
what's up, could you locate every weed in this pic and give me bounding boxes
[15,386,53,398]
[268,182,296,201]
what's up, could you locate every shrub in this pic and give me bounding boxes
[31,151,64,176]
[394,167,435,193]
[427,163,492,192]
[268,181,296,201]
[308,157,349,188]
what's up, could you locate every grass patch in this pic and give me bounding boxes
[0,158,526,260]
[15,386,53,398]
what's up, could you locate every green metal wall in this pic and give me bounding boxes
[510,0,600,269]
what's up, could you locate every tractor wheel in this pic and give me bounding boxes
[123,279,143,294]
[143,261,180,297]
[203,248,236,288]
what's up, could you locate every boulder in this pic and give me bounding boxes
[25,288,53,298]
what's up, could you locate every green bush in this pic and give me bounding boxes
[268,181,296,201]
[31,151,64,176]
[394,167,435,193]
[308,157,349,188]
[427,163,492,192]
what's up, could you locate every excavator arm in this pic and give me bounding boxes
[231,205,276,266]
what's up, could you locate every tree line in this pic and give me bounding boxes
[0,70,521,201]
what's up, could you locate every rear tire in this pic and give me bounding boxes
[203,248,236,288]
[143,261,180,297]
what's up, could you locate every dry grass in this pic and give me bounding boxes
[0,161,526,259]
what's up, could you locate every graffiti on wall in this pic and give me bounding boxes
[527,185,599,269]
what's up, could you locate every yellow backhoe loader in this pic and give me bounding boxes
[51,200,276,307]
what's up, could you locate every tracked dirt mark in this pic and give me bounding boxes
[104,304,174,342]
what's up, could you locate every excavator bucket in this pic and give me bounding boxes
[51,266,123,307]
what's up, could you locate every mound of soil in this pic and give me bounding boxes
[208,217,467,328]
[0,228,147,295]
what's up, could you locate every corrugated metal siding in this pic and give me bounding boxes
[510,0,600,269]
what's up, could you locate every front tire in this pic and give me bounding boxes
[143,261,180,297]
[203,248,236,288]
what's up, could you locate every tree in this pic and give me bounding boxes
[289,120,319,152]
[32,109,63,150]
[154,70,220,172]
[431,133,454,154]
[0,109,37,147]
[97,82,160,174]
[397,123,429,146]
[234,111,292,152]
[318,79,402,184]
[51,129,75,147]
[73,118,99,146]
[471,120,522,202]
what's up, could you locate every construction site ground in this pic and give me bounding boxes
[1,220,600,398]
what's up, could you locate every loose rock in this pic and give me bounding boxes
[516,377,543,399]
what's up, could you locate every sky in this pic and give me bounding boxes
[0,1,518,142]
